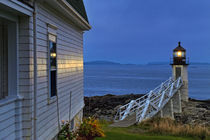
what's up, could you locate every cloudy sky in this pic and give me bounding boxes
[83,0,210,64]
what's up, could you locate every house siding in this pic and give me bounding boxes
[0,15,34,140]
[35,3,84,140]
[18,16,34,140]
[0,1,87,139]
[0,101,16,140]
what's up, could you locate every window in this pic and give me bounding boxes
[175,67,181,79]
[0,22,8,99]
[49,34,57,97]
[0,18,17,100]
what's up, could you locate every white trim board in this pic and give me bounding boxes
[0,12,19,105]
[0,0,33,16]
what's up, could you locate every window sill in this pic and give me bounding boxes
[47,96,57,105]
[0,95,23,107]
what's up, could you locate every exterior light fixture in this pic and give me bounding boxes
[50,52,56,58]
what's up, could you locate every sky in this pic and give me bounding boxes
[83,0,210,64]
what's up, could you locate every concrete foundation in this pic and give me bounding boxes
[172,90,182,113]
[72,109,83,130]
[155,90,182,119]
[156,110,163,118]
[162,99,174,119]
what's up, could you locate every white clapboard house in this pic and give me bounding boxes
[0,0,91,139]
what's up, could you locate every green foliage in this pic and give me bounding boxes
[58,117,105,140]
[77,117,105,139]
[58,121,77,140]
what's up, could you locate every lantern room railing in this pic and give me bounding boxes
[170,57,189,65]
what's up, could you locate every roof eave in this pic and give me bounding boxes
[45,0,91,31]
[0,0,33,16]
[173,47,186,51]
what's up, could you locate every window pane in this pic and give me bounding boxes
[49,36,57,97]
[0,23,8,99]
[50,41,56,70]
[50,70,57,97]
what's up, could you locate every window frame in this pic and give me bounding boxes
[47,23,58,103]
[49,34,57,97]
[0,13,19,103]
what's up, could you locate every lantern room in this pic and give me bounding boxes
[171,42,188,65]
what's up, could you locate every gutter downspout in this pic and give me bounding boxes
[33,1,37,140]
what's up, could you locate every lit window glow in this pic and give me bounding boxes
[177,51,182,57]
[50,53,56,58]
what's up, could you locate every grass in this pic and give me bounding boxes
[95,128,194,140]
[95,119,210,140]
[146,118,210,140]
[140,117,210,139]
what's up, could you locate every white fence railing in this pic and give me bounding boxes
[114,77,183,123]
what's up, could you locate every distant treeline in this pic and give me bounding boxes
[84,61,210,66]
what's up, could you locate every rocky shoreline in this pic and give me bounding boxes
[175,98,210,126]
[84,94,144,121]
[84,94,210,126]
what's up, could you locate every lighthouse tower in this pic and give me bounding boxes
[171,42,189,102]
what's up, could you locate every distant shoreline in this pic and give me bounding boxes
[84,60,210,66]
[84,94,210,102]
[84,94,210,101]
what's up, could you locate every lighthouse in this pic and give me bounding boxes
[171,42,189,102]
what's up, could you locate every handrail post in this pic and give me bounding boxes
[136,109,139,122]
[119,108,121,120]
[158,91,165,108]
[168,77,172,86]
[176,77,180,88]
[140,91,152,122]
[169,83,174,96]
[121,100,135,120]
[159,82,164,94]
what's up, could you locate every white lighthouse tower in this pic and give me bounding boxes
[171,42,189,102]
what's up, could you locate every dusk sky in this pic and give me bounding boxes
[83,0,210,64]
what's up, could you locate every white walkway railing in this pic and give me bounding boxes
[114,77,183,123]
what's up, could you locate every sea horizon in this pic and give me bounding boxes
[84,60,210,66]
[84,62,210,100]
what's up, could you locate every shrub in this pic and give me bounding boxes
[58,120,77,140]
[77,117,105,140]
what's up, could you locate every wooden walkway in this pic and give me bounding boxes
[110,113,136,127]
[114,77,183,124]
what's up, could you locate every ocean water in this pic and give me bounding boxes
[84,64,210,100]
